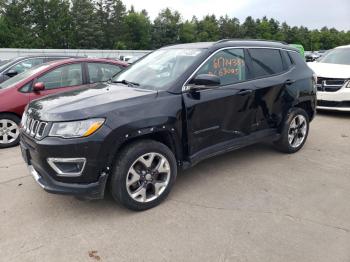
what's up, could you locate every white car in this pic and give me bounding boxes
[308,45,350,111]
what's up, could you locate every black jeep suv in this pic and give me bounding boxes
[20,40,316,211]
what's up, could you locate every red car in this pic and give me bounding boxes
[0,58,128,148]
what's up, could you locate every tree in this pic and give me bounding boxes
[196,15,220,41]
[28,0,72,48]
[218,16,241,39]
[70,0,102,49]
[1,0,34,48]
[241,16,258,39]
[152,8,182,48]
[122,9,151,49]
[179,20,197,43]
[0,1,349,50]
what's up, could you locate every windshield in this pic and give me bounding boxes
[0,58,14,71]
[0,64,50,90]
[318,48,350,65]
[111,48,205,90]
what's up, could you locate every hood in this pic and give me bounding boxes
[307,62,350,79]
[28,83,157,121]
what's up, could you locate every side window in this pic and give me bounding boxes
[281,50,294,70]
[19,81,32,93]
[249,49,284,78]
[87,63,123,83]
[37,63,83,90]
[10,58,44,74]
[196,48,246,86]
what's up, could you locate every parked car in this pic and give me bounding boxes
[20,40,316,210]
[0,58,128,148]
[308,45,350,111]
[305,51,321,62]
[0,55,84,84]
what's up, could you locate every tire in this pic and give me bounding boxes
[110,140,177,211]
[0,114,21,149]
[274,108,310,154]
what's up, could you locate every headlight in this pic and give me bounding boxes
[49,118,105,138]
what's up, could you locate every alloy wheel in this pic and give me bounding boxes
[0,119,19,145]
[126,152,171,203]
[288,114,307,148]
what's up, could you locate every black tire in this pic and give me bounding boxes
[0,113,21,149]
[274,108,310,154]
[110,140,177,211]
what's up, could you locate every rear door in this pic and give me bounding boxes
[29,63,86,101]
[183,48,256,156]
[246,48,292,131]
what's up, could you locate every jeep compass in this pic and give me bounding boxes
[20,40,316,211]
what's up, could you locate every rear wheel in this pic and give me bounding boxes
[110,140,177,211]
[274,108,309,153]
[0,114,21,149]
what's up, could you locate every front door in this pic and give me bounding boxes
[29,63,86,101]
[183,48,256,156]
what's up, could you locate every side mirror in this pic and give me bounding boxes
[188,74,221,89]
[6,69,18,77]
[33,82,45,92]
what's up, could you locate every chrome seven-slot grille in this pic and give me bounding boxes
[22,114,48,139]
[316,77,347,92]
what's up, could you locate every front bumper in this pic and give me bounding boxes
[317,87,350,112]
[20,129,111,199]
[27,164,108,199]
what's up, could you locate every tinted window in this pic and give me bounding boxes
[196,48,246,86]
[88,63,123,83]
[281,51,293,69]
[9,58,44,74]
[37,63,83,90]
[249,49,284,78]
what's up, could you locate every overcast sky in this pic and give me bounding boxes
[122,0,350,31]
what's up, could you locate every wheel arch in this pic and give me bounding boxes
[0,111,22,120]
[294,100,315,121]
[106,128,184,170]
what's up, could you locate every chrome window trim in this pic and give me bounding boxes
[47,157,87,177]
[182,46,299,92]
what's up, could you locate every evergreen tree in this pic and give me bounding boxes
[122,9,151,49]
[28,0,71,48]
[152,8,182,48]
[70,0,102,49]
[0,1,349,50]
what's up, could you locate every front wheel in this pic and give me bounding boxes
[0,114,21,149]
[110,140,177,211]
[274,108,310,153]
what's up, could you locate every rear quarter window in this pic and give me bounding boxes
[249,48,284,78]
[281,50,294,69]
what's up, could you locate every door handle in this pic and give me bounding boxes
[285,79,295,85]
[237,89,253,95]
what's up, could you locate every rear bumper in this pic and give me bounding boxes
[28,164,108,199]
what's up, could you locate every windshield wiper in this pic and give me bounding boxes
[111,79,139,87]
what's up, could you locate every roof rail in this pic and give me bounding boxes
[215,39,288,45]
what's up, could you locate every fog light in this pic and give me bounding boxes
[47,158,86,177]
